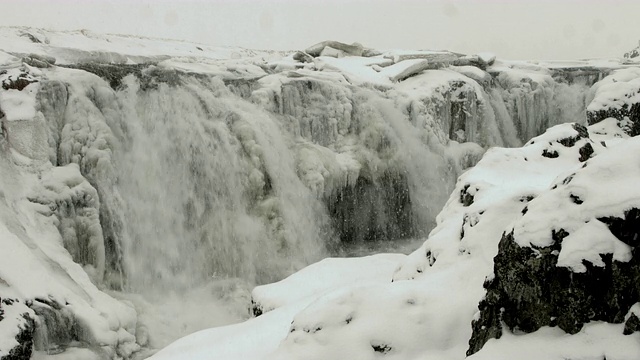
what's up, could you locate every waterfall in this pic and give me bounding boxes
[2,59,602,355]
[113,75,333,290]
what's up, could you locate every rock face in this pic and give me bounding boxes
[467,123,640,355]
[587,68,640,136]
[0,299,35,360]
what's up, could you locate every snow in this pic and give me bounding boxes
[512,133,640,271]
[0,27,281,65]
[557,220,631,272]
[252,254,405,314]
[587,67,640,113]
[0,71,39,121]
[0,300,34,356]
[470,322,640,360]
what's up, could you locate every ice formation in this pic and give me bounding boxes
[0,27,637,359]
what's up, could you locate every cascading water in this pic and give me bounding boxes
[114,75,331,291]
[3,58,601,356]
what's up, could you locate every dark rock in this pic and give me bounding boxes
[579,143,594,162]
[558,124,589,147]
[468,207,640,355]
[251,300,263,317]
[541,149,559,158]
[569,194,584,204]
[0,299,36,360]
[587,103,640,137]
[1,74,38,91]
[598,208,640,247]
[58,63,210,91]
[624,312,640,335]
[371,343,392,354]
[460,184,475,207]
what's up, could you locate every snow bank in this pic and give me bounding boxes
[251,254,405,315]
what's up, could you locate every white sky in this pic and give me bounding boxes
[4,0,640,60]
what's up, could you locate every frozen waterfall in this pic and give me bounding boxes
[36,63,594,295]
[0,53,600,356]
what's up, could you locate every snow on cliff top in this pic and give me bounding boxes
[1,27,633,89]
[0,27,280,63]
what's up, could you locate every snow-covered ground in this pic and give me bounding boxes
[1,26,640,360]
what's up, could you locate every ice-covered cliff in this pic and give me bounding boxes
[155,69,640,360]
[0,27,635,359]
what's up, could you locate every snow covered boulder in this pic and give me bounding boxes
[0,299,35,360]
[0,68,38,91]
[468,134,640,355]
[587,67,640,136]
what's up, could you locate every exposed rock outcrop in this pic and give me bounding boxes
[467,127,640,355]
[0,299,35,360]
[587,68,640,136]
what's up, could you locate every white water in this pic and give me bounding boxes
[23,65,594,355]
[114,76,334,290]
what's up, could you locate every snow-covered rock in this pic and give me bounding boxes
[468,128,640,354]
[587,67,640,135]
[0,299,35,359]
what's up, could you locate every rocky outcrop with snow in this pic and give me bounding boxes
[467,119,640,355]
[587,67,640,136]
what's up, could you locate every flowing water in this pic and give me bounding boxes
[30,65,593,353]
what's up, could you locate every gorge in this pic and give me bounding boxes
[1,27,639,360]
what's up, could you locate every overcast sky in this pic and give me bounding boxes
[4,0,640,60]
